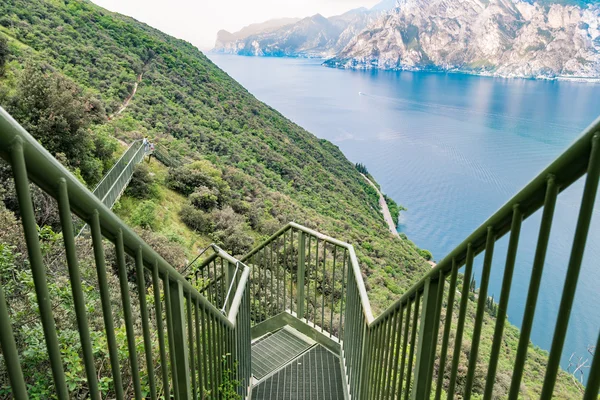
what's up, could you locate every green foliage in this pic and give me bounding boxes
[0,36,8,74]
[0,0,586,397]
[125,163,157,199]
[219,355,242,400]
[355,162,368,174]
[0,65,110,186]
[418,248,433,261]
[384,194,406,226]
[131,199,157,229]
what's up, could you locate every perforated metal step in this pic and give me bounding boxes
[251,327,314,381]
[252,345,345,400]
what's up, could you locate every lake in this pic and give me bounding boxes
[209,54,600,378]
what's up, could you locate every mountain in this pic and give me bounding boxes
[325,0,600,79]
[211,0,398,58]
[212,10,380,58]
[215,18,300,50]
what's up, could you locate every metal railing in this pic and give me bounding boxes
[234,116,600,399]
[92,139,146,210]
[1,102,599,399]
[0,108,251,399]
[154,144,184,168]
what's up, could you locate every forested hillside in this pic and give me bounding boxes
[0,0,585,398]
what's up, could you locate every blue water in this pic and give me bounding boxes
[209,54,600,379]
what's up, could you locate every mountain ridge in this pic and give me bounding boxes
[213,0,600,80]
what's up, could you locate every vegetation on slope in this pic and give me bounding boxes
[0,0,586,398]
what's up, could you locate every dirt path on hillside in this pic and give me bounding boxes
[110,72,143,119]
[361,174,399,237]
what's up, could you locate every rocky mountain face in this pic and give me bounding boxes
[215,18,301,51]
[325,0,600,79]
[213,8,384,58]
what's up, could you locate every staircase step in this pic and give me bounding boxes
[252,345,345,400]
[251,327,314,381]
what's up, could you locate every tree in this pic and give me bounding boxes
[125,163,156,199]
[210,206,254,256]
[0,37,8,75]
[2,65,108,185]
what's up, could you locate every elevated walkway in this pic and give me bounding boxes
[0,107,599,399]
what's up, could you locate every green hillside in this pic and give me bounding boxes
[0,0,586,398]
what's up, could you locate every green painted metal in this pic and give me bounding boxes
[483,206,522,399]
[508,176,558,399]
[57,179,101,400]
[464,227,496,399]
[1,106,600,400]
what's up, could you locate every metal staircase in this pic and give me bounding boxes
[0,106,599,399]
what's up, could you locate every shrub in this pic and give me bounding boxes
[125,163,156,199]
[189,186,219,211]
[130,200,157,229]
[418,248,433,261]
[179,204,213,233]
[210,206,254,256]
[166,160,229,198]
[0,37,8,75]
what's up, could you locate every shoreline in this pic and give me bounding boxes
[360,173,399,237]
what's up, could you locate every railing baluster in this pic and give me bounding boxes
[509,176,558,399]
[194,298,203,397]
[447,243,475,399]
[484,206,523,399]
[321,241,326,331]
[10,138,69,400]
[315,238,320,326]
[404,292,421,400]
[383,308,398,399]
[390,303,405,399]
[340,248,347,338]
[306,235,312,321]
[56,179,100,400]
[90,212,124,399]
[434,258,458,400]
[164,272,180,399]
[541,133,600,397]
[0,277,28,399]
[412,270,445,400]
[187,292,197,400]
[464,227,496,399]
[398,299,412,397]
[115,231,143,400]
[152,261,170,400]
[276,237,281,314]
[297,231,306,319]
[330,245,337,337]
[135,247,157,399]
[168,281,191,399]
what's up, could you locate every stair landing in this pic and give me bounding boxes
[251,326,345,400]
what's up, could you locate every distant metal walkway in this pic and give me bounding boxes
[252,327,345,400]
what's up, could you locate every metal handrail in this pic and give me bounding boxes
[236,115,600,399]
[240,221,375,324]
[0,107,252,399]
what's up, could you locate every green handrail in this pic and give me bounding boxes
[234,116,600,399]
[0,107,252,399]
[1,101,599,400]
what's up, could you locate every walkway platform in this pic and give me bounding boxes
[251,326,345,400]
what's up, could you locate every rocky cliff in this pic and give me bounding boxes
[212,9,383,58]
[325,0,600,79]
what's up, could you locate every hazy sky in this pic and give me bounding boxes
[91,0,381,51]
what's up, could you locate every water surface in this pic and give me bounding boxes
[209,54,600,378]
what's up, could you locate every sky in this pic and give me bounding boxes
[91,0,382,51]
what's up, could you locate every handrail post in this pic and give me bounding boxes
[169,280,192,400]
[411,276,442,400]
[297,231,306,319]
